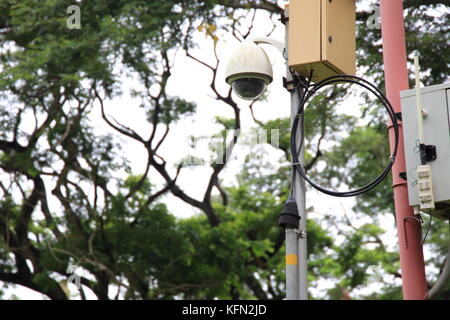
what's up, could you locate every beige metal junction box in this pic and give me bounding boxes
[288,0,356,83]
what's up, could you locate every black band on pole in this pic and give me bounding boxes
[279,199,300,229]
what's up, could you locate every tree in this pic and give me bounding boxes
[0,0,448,300]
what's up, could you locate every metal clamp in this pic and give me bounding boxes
[279,11,289,25]
[283,76,300,92]
[402,215,423,249]
[296,229,307,239]
[399,172,407,181]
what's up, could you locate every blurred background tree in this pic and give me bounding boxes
[0,0,448,299]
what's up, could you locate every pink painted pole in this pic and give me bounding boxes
[380,0,428,299]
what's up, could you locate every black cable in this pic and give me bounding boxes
[288,70,308,199]
[421,213,433,245]
[290,74,400,197]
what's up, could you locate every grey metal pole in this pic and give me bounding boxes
[292,91,308,301]
[285,6,308,301]
[285,228,299,300]
[252,10,305,300]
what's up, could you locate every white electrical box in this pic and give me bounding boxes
[416,164,435,211]
[401,83,450,220]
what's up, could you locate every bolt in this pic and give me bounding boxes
[328,35,333,43]
[297,229,307,239]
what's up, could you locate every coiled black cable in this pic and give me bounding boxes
[291,74,399,197]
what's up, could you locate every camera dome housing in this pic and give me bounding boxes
[225,41,273,100]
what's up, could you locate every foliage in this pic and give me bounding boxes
[0,0,448,300]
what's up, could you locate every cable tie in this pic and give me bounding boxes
[290,163,305,170]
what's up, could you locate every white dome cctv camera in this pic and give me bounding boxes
[225,40,273,100]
